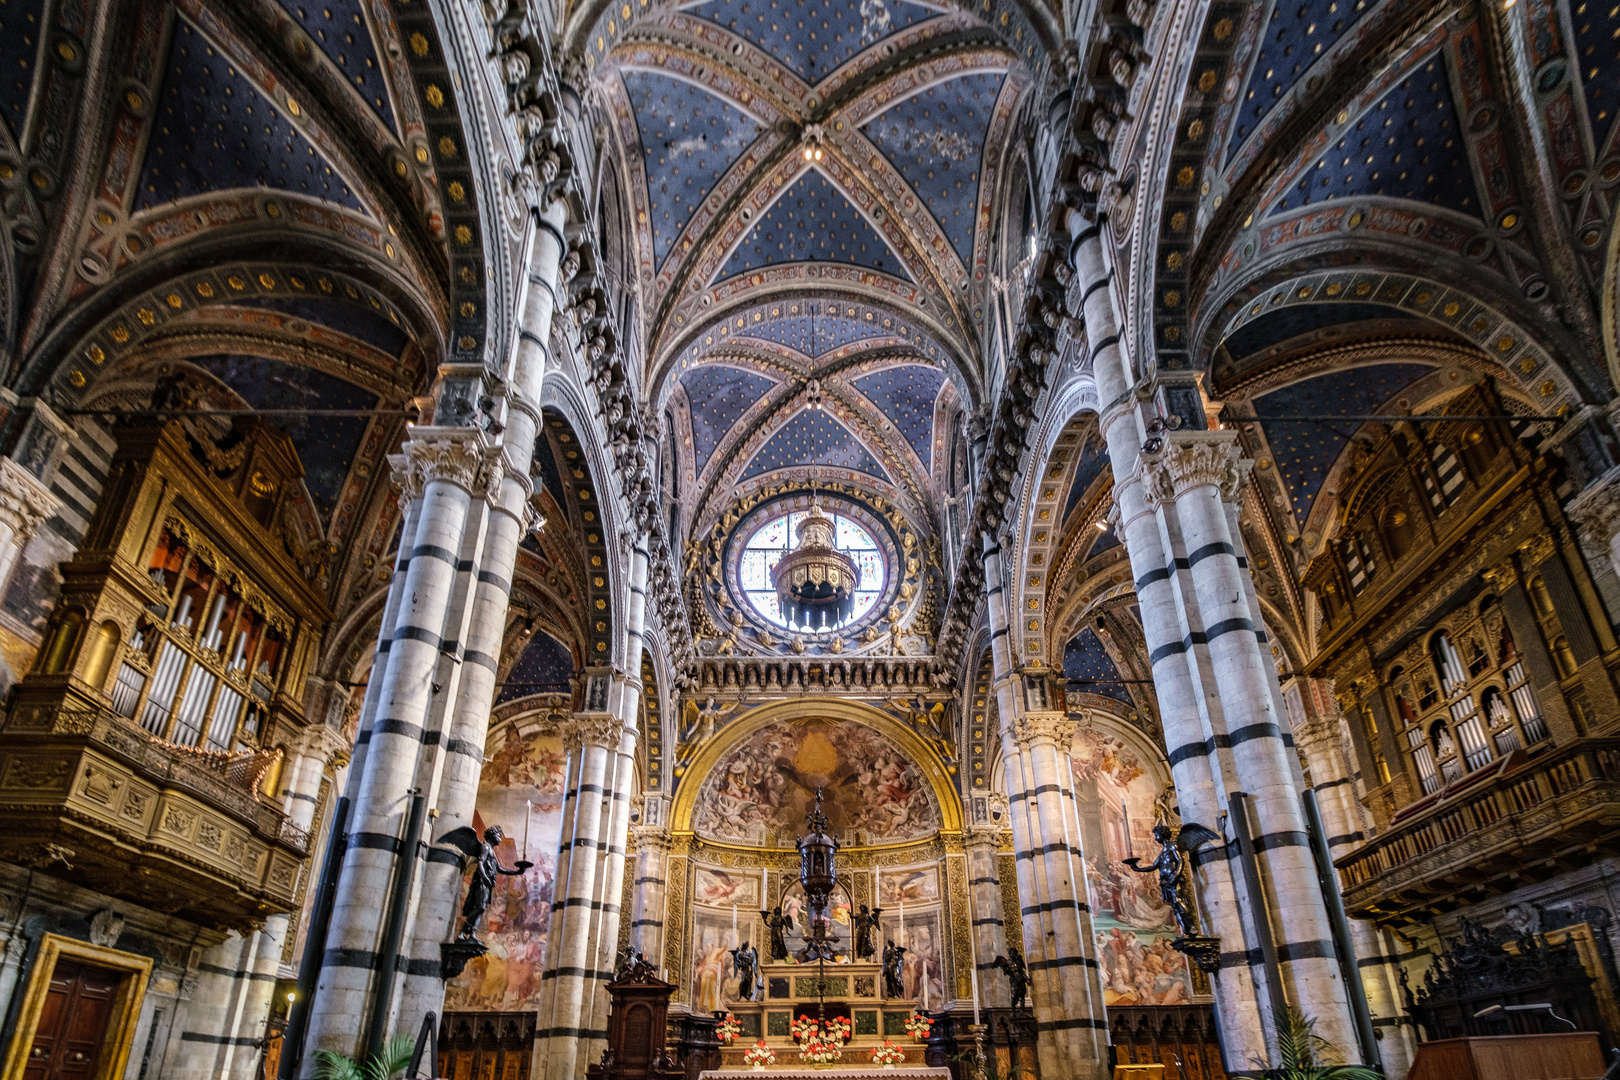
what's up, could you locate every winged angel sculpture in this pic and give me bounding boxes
[1121,822,1220,937]
[438,825,533,939]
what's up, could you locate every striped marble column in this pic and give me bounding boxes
[303,428,496,1058]
[1292,689,1414,1076]
[582,714,640,1063]
[964,828,1009,1007]
[533,713,625,1080]
[983,538,1109,1080]
[627,825,672,965]
[1144,429,1356,1054]
[1072,213,1268,1058]
[395,201,568,1028]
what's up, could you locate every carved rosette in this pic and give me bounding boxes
[1481,560,1519,592]
[1011,711,1076,753]
[0,457,60,539]
[564,713,627,753]
[1565,467,1620,550]
[387,430,498,499]
[1141,430,1251,506]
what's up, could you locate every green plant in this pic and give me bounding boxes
[1262,1007,1383,1080]
[311,1036,417,1080]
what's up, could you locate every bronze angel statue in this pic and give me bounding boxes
[1121,822,1219,936]
[438,825,532,939]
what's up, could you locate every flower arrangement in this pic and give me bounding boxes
[870,1042,907,1067]
[822,1016,852,1044]
[743,1041,777,1070]
[798,1039,841,1065]
[716,1014,742,1044]
[790,1015,820,1043]
[903,1013,933,1041]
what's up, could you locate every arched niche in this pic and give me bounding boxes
[670,699,963,846]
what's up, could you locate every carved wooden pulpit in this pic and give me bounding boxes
[585,957,686,1080]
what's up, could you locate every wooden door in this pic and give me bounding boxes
[23,959,121,1080]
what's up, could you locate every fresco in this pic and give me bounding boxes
[1071,726,1197,1006]
[691,903,761,1011]
[695,866,762,908]
[443,727,568,1012]
[877,866,940,905]
[877,908,946,1007]
[691,719,939,847]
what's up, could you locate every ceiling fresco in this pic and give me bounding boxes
[275,0,396,130]
[0,0,43,139]
[600,0,1026,541]
[1226,0,1373,162]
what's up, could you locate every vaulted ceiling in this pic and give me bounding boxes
[593,0,1036,534]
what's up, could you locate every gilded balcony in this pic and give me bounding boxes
[0,703,311,931]
[1335,739,1620,927]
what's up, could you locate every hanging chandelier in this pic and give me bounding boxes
[771,497,860,630]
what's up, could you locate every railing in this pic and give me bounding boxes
[1336,739,1620,899]
[4,699,307,855]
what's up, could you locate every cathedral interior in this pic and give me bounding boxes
[1,0,1619,1076]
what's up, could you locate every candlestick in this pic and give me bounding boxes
[1122,797,1134,859]
[732,902,738,943]
[523,799,531,863]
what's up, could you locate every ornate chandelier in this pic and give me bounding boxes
[771,497,860,630]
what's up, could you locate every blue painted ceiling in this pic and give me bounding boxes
[137,18,364,214]
[1574,0,1620,151]
[719,170,909,280]
[1269,55,1478,218]
[861,73,1004,262]
[1062,435,1110,523]
[186,354,378,518]
[692,0,936,82]
[276,0,395,130]
[532,428,567,509]
[1063,628,1131,702]
[1228,0,1371,160]
[625,70,762,267]
[0,0,43,139]
[497,630,575,702]
[853,365,945,468]
[741,313,887,356]
[1253,361,1434,521]
[739,408,891,481]
[681,364,779,474]
[232,294,410,356]
[1222,301,1410,358]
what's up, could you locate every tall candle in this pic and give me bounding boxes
[732,903,738,942]
[523,799,531,862]
[966,905,982,1027]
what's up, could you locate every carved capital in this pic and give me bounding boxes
[1481,560,1519,592]
[629,825,673,855]
[0,457,60,539]
[388,429,496,498]
[1519,532,1558,567]
[1565,466,1620,549]
[1142,430,1250,503]
[564,712,626,753]
[1011,710,1075,752]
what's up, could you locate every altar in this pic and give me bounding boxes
[701,1070,951,1080]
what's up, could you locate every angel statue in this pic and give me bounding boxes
[761,905,793,961]
[992,949,1029,1012]
[438,825,533,939]
[852,904,883,959]
[731,940,762,1001]
[881,939,908,998]
[1121,822,1220,936]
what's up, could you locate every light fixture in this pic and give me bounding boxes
[1095,520,1109,531]
[772,496,860,630]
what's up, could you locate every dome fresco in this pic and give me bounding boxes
[691,719,940,847]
